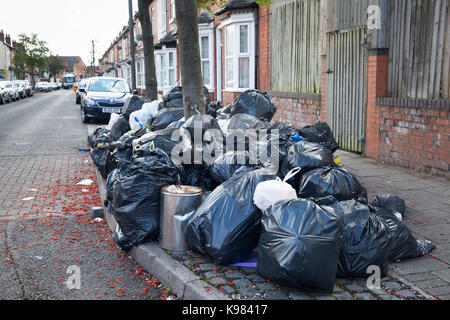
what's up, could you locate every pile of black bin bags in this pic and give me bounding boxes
[87,88,435,294]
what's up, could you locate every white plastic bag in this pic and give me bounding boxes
[106,113,121,130]
[253,168,301,211]
[129,100,161,130]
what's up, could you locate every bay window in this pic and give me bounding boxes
[156,48,177,90]
[223,19,255,91]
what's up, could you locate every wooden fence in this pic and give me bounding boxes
[270,0,321,93]
[388,0,450,99]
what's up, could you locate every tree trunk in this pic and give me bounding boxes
[138,0,158,101]
[175,0,206,119]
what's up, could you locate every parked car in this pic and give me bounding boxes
[12,80,26,99]
[75,79,88,104]
[1,82,12,104]
[36,82,50,92]
[80,77,138,123]
[0,81,18,102]
[49,82,58,91]
[20,80,34,97]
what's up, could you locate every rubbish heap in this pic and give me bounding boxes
[88,88,435,294]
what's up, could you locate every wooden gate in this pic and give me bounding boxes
[326,28,368,153]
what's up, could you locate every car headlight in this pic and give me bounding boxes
[85,97,96,106]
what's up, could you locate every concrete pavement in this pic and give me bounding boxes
[336,150,450,299]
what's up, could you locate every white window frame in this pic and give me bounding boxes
[155,47,177,90]
[170,0,175,23]
[157,0,167,39]
[136,59,145,89]
[151,7,155,36]
[221,13,256,92]
[199,23,214,91]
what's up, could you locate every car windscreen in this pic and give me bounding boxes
[88,79,130,93]
[64,77,75,83]
[14,83,20,87]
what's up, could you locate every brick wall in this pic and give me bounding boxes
[377,98,450,178]
[258,7,271,91]
[366,52,388,159]
[270,93,322,129]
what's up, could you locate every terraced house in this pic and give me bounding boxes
[0,30,18,81]
[99,0,450,178]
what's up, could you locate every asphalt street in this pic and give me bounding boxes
[0,89,172,300]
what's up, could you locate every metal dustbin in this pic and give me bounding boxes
[160,185,202,250]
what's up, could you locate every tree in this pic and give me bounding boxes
[175,0,206,119]
[13,34,49,87]
[176,0,272,119]
[137,0,158,101]
[47,55,65,82]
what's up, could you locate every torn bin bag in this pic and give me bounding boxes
[337,200,390,278]
[257,196,343,294]
[299,122,340,153]
[185,168,278,265]
[298,166,367,202]
[110,150,181,251]
[371,206,436,261]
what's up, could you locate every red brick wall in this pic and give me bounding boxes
[270,94,322,128]
[377,98,450,178]
[365,54,388,159]
[258,7,271,91]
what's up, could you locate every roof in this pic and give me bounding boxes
[59,56,82,68]
[154,31,177,49]
[198,10,214,24]
[214,0,257,15]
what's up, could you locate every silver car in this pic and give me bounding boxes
[12,80,26,99]
[20,80,34,97]
[0,81,18,103]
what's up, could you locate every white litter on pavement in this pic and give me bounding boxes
[76,179,94,186]
[94,218,104,223]
[22,197,35,201]
[82,189,89,193]
[29,188,38,192]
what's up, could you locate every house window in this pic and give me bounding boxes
[136,61,144,88]
[200,36,211,86]
[151,7,155,35]
[170,0,175,22]
[224,22,254,90]
[156,49,177,89]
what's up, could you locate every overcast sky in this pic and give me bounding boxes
[2,0,138,66]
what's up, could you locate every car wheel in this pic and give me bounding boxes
[0,95,4,105]
[76,96,81,104]
[81,107,89,123]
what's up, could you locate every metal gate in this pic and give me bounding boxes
[326,28,368,153]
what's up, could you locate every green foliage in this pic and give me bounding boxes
[197,0,272,11]
[13,34,50,77]
[47,55,65,80]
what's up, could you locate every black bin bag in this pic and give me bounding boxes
[110,115,131,142]
[88,126,110,149]
[372,194,406,215]
[281,140,334,186]
[122,95,144,120]
[91,147,117,179]
[185,168,278,265]
[257,196,343,294]
[109,149,181,251]
[371,206,435,261]
[337,200,390,278]
[150,107,185,131]
[299,122,340,153]
[230,89,277,122]
[133,128,192,159]
[298,166,367,202]
[209,151,260,186]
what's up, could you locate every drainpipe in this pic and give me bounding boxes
[254,8,259,90]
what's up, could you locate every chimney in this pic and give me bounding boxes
[0,30,4,42]
[5,34,11,45]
